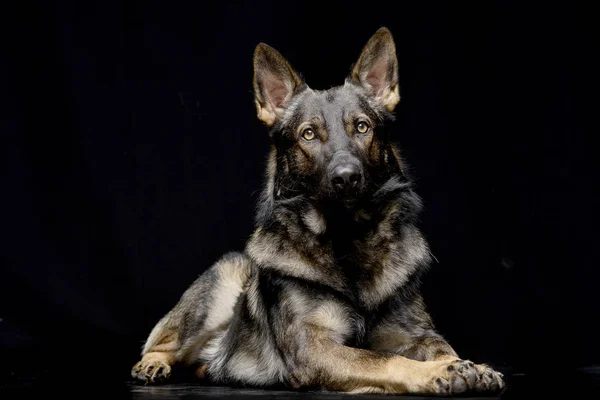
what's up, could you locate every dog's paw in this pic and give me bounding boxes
[428,359,504,395]
[131,353,172,383]
[473,363,505,392]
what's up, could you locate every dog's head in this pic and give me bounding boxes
[253,28,404,206]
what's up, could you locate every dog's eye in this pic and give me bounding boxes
[356,121,370,134]
[302,129,316,141]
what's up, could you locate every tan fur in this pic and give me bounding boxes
[291,330,475,394]
[195,364,209,378]
[131,351,175,382]
[381,85,400,112]
[256,99,277,127]
[142,317,178,355]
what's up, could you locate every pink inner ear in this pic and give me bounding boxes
[268,85,289,109]
[366,59,388,96]
[263,73,290,109]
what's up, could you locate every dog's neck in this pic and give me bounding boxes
[255,174,421,237]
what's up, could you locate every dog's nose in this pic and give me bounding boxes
[331,164,362,191]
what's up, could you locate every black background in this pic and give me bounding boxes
[1,0,597,384]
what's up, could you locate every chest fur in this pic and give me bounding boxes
[248,220,430,310]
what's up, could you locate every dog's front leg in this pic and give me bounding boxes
[387,332,504,392]
[268,279,503,394]
[271,294,494,395]
[368,295,505,392]
[288,331,492,395]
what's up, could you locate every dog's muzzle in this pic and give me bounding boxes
[329,152,363,194]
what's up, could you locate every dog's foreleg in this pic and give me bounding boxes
[289,331,496,395]
[387,331,459,362]
[369,325,504,392]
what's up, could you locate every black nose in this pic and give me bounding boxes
[331,164,362,191]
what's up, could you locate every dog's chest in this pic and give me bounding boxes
[332,298,388,348]
[329,242,403,308]
[324,221,427,311]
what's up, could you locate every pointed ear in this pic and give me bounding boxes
[350,27,400,111]
[253,43,305,127]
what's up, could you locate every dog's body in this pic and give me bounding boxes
[131,28,504,395]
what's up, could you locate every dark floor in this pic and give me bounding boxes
[127,383,502,400]
[1,369,599,399]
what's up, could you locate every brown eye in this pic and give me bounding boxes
[356,121,370,134]
[302,129,316,141]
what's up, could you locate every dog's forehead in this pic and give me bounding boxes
[294,85,364,121]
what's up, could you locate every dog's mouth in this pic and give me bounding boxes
[322,186,366,208]
[315,176,367,206]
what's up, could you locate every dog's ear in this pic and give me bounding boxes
[350,27,400,111]
[253,43,305,127]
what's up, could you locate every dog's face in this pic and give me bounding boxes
[253,28,402,205]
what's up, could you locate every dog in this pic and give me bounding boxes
[131,27,505,395]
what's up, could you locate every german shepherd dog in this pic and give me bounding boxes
[131,28,505,395]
